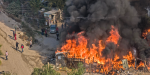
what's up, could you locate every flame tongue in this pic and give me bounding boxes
[56,25,146,73]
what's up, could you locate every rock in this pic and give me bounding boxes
[129,67,134,73]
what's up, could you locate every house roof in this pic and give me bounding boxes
[44,9,59,15]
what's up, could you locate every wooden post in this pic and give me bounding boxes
[135,58,137,69]
[144,58,147,72]
[93,57,94,74]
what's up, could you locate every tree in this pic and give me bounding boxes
[6,2,21,17]
[46,0,66,10]
[29,0,43,12]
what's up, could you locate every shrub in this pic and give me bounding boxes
[32,64,60,75]
[21,22,35,43]
[0,60,2,65]
[0,50,2,55]
[0,45,2,55]
[67,62,85,75]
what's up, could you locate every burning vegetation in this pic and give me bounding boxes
[56,0,150,74]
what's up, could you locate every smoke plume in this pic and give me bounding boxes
[61,0,150,59]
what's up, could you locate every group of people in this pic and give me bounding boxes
[41,28,47,37]
[61,23,67,29]
[41,27,59,40]
[5,28,33,60]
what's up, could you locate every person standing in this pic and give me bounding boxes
[14,25,17,32]
[41,28,43,35]
[56,27,58,32]
[45,29,47,37]
[21,44,24,53]
[30,40,32,48]
[64,22,66,28]
[56,31,59,40]
[5,51,8,60]
[14,32,16,40]
[13,30,15,38]
[61,24,63,29]
[16,42,19,50]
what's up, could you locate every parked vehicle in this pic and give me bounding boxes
[49,25,57,34]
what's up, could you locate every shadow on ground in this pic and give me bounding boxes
[0,56,6,60]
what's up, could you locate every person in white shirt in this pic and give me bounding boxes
[5,51,8,60]
[30,40,32,48]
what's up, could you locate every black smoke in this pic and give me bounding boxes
[61,0,150,59]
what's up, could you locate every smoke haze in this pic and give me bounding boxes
[61,0,150,59]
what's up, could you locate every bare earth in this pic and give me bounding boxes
[0,12,59,75]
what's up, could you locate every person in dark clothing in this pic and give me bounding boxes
[41,28,44,35]
[64,22,66,28]
[61,24,63,29]
[56,27,58,32]
[21,44,24,53]
[16,42,19,50]
[13,30,15,38]
[45,29,47,37]
[56,31,59,40]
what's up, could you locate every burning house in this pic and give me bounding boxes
[56,0,150,74]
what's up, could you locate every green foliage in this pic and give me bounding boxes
[6,2,21,17]
[0,50,3,55]
[3,0,13,3]
[2,71,17,75]
[30,0,43,12]
[68,62,85,75]
[0,60,1,65]
[46,0,66,10]
[32,64,60,75]
[4,0,23,4]
[0,45,3,55]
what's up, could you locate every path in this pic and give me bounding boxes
[0,12,59,75]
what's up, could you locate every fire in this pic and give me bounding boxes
[56,25,146,74]
[142,29,150,39]
[106,25,120,44]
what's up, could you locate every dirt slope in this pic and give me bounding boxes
[0,12,44,75]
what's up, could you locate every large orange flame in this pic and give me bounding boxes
[56,25,146,74]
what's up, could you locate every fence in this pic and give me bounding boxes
[54,52,150,74]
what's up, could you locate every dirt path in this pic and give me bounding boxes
[0,12,45,75]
